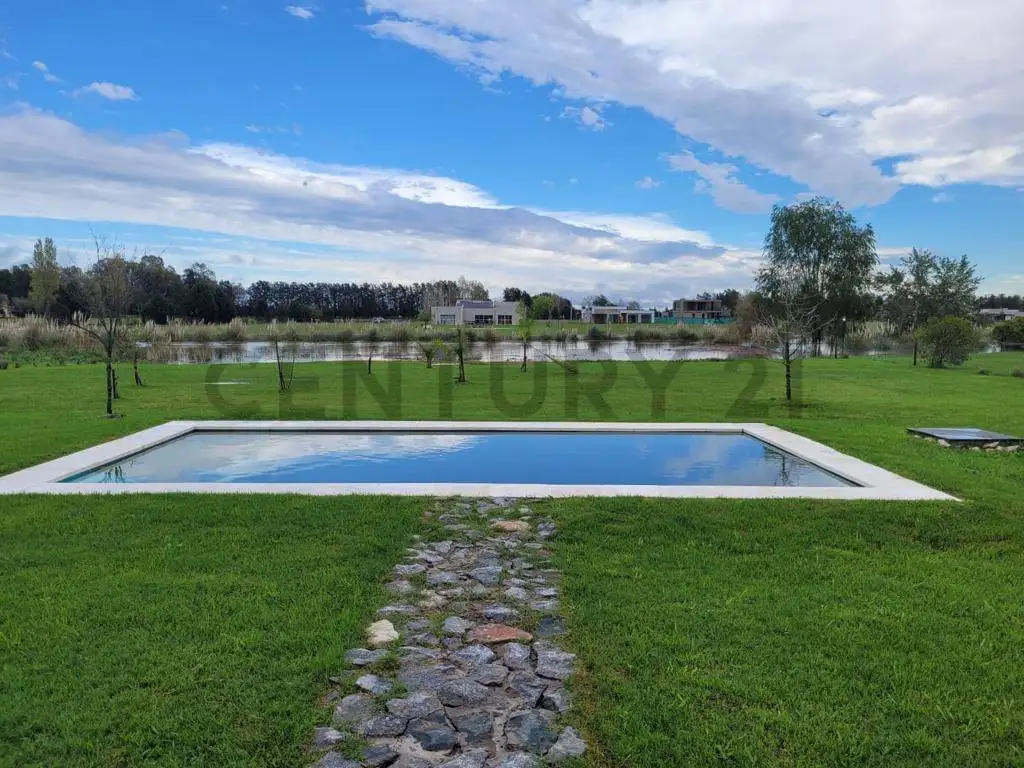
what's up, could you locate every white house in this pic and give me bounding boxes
[430,299,521,326]
[581,306,654,324]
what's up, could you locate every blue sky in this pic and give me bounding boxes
[1,0,1022,305]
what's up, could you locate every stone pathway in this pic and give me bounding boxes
[310,499,587,768]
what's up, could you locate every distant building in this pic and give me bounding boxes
[978,308,1024,323]
[673,298,730,322]
[581,306,654,324]
[430,299,521,326]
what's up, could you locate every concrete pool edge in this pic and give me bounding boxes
[0,420,957,501]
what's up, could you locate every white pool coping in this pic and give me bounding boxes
[0,421,956,500]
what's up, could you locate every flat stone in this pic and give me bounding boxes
[378,604,420,616]
[345,648,388,667]
[438,678,490,707]
[497,754,540,768]
[332,694,377,726]
[442,637,463,650]
[407,632,440,647]
[362,743,400,767]
[535,587,558,598]
[547,726,587,762]
[535,617,565,638]
[507,671,547,707]
[442,616,476,635]
[537,521,556,539]
[466,624,533,644]
[468,663,508,686]
[451,644,496,667]
[482,605,518,622]
[540,686,570,713]
[356,674,393,696]
[366,619,400,647]
[503,586,530,602]
[387,579,415,595]
[312,753,361,768]
[449,708,495,743]
[438,748,489,768]
[427,571,462,586]
[469,566,504,586]
[312,726,347,748]
[530,600,559,613]
[392,758,433,768]
[501,643,532,670]
[408,717,458,752]
[398,663,461,692]
[535,641,575,680]
[386,691,444,720]
[434,541,456,555]
[419,592,447,609]
[504,709,558,754]
[492,520,531,533]
[359,714,408,737]
[395,563,427,576]
[400,646,444,661]
[406,618,431,631]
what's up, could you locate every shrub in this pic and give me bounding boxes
[673,325,699,343]
[992,317,1024,347]
[1013,369,1024,379]
[388,324,411,343]
[220,318,248,342]
[918,316,978,368]
[978,369,990,376]
[586,326,609,341]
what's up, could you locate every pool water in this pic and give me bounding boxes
[66,431,854,487]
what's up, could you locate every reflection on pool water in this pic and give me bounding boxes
[66,431,854,487]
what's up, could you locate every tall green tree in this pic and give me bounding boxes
[876,248,981,363]
[29,237,61,316]
[757,198,878,355]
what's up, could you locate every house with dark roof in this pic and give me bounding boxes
[430,299,521,326]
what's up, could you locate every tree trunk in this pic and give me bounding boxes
[367,353,372,374]
[784,340,793,401]
[521,342,527,372]
[112,368,120,400]
[913,341,918,367]
[105,360,114,415]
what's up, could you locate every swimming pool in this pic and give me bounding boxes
[0,421,955,500]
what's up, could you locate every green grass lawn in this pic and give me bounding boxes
[1,354,1023,766]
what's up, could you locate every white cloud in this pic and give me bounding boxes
[1,76,17,91]
[666,151,779,213]
[32,60,47,72]
[31,60,62,83]
[0,109,761,304]
[73,81,139,101]
[285,5,315,19]
[560,105,608,131]
[635,176,660,190]
[931,191,953,203]
[365,0,1024,201]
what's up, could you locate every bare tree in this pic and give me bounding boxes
[454,327,468,383]
[515,303,534,372]
[758,283,823,402]
[69,238,134,416]
[267,326,296,392]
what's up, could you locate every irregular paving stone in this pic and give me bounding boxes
[397,664,455,692]
[481,605,518,622]
[530,600,559,613]
[442,616,475,635]
[332,694,377,726]
[535,587,558,598]
[395,563,427,576]
[387,579,414,595]
[449,708,495,744]
[438,678,490,707]
[407,632,441,647]
[535,617,565,638]
[312,726,347,748]
[378,604,420,616]
[356,674,393,696]
[362,743,400,767]
[547,726,587,762]
[540,686,570,713]
[492,520,531,533]
[427,571,461,586]
[408,717,458,752]
[468,566,504,586]
[406,618,432,631]
[497,754,540,768]
[359,714,408,737]
[312,752,362,768]
[400,646,444,661]
[504,709,558,753]
[469,585,492,597]
[503,586,530,602]
[451,644,496,667]
[501,642,532,670]
[386,691,444,720]
[438,747,489,768]
[419,592,447,610]
[534,641,575,680]
[434,541,455,555]
[468,662,508,686]
[392,759,433,768]
[506,671,547,707]
[345,648,388,667]
[537,521,556,539]
[366,619,400,647]
[466,624,533,644]
[442,637,463,650]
